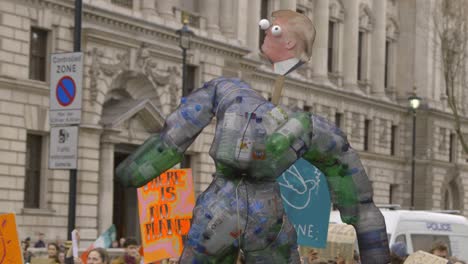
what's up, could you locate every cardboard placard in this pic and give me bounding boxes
[138,169,195,263]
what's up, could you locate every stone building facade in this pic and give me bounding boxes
[0,0,467,244]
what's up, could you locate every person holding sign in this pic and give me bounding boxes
[117,10,389,263]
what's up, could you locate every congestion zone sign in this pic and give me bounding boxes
[49,52,83,125]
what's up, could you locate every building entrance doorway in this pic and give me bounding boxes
[113,150,141,242]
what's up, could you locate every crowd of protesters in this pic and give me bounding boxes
[22,231,466,264]
[21,232,179,264]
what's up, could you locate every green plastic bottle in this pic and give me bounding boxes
[116,134,183,188]
[266,112,311,155]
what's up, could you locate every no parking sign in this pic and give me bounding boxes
[49,52,82,125]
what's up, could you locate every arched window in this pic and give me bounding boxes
[385,17,399,95]
[442,179,461,210]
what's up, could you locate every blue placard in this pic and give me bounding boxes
[277,158,331,248]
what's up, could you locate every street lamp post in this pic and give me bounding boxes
[408,93,421,209]
[176,17,194,168]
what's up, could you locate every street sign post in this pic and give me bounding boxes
[49,126,79,169]
[49,52,83,125]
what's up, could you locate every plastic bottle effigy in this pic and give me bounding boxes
[216,96,244,167]
[266,112,311,155]
[116,134,183,187]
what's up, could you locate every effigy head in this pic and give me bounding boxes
[259,10,316,63]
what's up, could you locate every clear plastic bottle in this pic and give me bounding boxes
[216,96,244,167]
[266,112,311,155]
[263,105,289,134]
[235,112,254,169]
[179,97,211,129]
[252,117,266,160]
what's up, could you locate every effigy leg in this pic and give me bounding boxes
[180,177,244,263]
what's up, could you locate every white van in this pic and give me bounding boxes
[329,208,468,261]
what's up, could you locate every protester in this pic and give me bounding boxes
[111,238,141,264]
[429,241,449,259]
[119,237,126,248]
[35,232,46,248]
[448,256,466,264]
[111,240,119,248]
[48,243,60,263]
[22,237,33,263]
[302,248,319,264]
[168,258,179,264]
[88,248,110,264]
[390,242,409,263]
[353,250,361,264]
[58,251,66,264]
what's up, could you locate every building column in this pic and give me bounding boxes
[342,0,359,88]
[155,0,173,19]
[279,0,296,10]
[246,1,261,54]
[312,0,330,78]
[199,0,221,34]
[371,0,387,96]
[141,0,157,17]
[98,142,114,233]
[220,0,235,38]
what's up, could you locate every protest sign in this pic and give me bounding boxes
[300,223,356,263]
[138,169,195,263]
[404,251,449,264]
[278,158,331,248]
[0,213,23,264]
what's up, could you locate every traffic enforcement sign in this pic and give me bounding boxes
[49,126,79,169]
[50,52,82,125]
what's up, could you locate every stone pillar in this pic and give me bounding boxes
[199,0,221,34]
[155,0,173,19]
[98,142,114,233]
[237,0,248,44]
[312,0,330,78]
[343,0,359,88]
[246,0,261,54]
[220,0,235,38]
[371,0,387,96]
[141,0,157,17]
[279,0,296,10]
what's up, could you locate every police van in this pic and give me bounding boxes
[329,206,468,261]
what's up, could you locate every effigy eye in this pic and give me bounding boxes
[271,25,282,36]
[259,19,270,30]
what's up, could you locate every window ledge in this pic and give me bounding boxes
[22,208,56,216]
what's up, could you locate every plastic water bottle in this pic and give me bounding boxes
[116,134,183,187]
[263,105,289,134]
[234,112,254,169]
[216,96,244,167]
[266,112,311,155]
[252,117,266,160]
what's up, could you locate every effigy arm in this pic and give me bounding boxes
[302,114,390,264]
